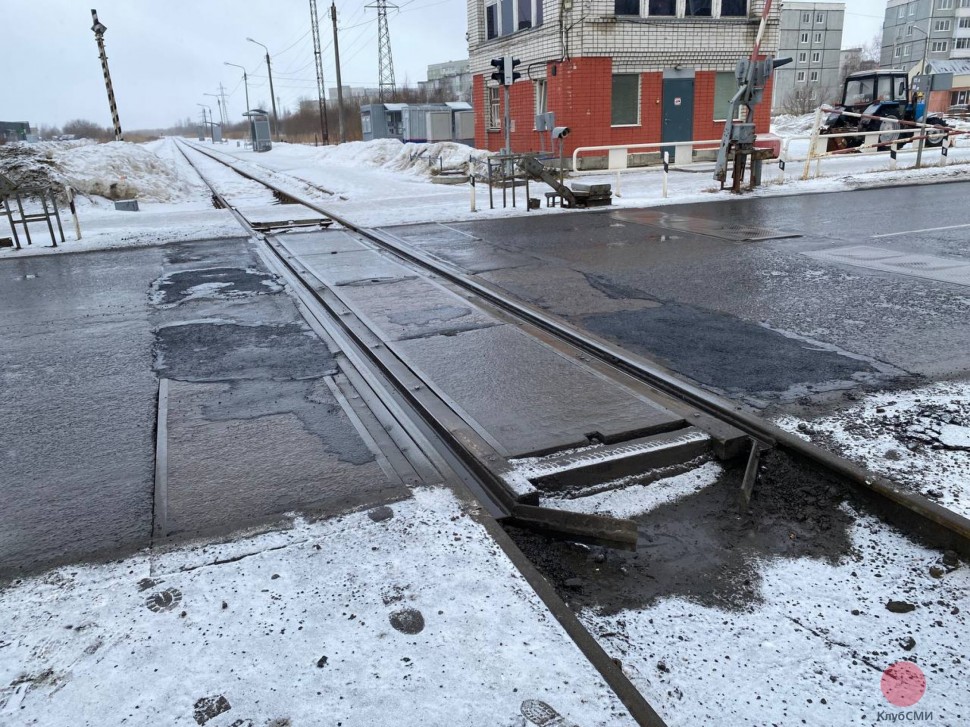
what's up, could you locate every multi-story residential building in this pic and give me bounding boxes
[466,0,780,155]
[881,0,970,71]
[418,60,473,101]
[771,2,844,111]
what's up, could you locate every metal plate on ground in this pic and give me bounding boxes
[335,275,499,342]
[282,230,370,256]
[612,210,801,242]
[393,324,684,459]
[803,245,970,288]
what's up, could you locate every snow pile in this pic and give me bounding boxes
[49,140,201,202]
[0,140,203,203]
[771,113,819,137]
[287,138,495,180]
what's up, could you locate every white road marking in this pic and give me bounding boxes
[872,222,970,239]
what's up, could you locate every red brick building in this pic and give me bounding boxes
[467,0,780,157]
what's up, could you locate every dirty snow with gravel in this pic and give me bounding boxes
[581,509,969,726]
[775,381,970,519]
[0,486,632,727]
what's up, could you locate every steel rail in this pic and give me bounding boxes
[179,139,970,557]
[173,138,668,727]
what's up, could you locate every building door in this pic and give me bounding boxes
[662,75,694,154]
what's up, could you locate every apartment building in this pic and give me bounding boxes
[881,0,970,71]
[466,0,780,154]
[771,2,845,111]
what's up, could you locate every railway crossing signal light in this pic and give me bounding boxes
[490,55,521,86]
[505,56,521,86]
[490,57,505,84]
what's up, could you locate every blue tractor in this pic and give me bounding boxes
[821,69,949,151]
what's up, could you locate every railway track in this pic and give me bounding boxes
[172,138,969,725]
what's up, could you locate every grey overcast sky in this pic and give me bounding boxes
[4,0,884,131]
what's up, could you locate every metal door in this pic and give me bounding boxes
[662,77,694,153]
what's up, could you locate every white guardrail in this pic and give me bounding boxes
[570,139,721,197]
[567,106,968,197]
[778,105,966,182]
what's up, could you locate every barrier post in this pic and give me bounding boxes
[469,175,476,212]
[803,106,824,180]
[662,151,669,199]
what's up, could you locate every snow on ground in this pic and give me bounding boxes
[0,486,632,727]
[2,122,968,255]
[775,381,970,519]
[582,508,969,726]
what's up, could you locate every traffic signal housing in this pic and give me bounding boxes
[490,55,521,86]
[504,56,521,86]
[490,57,505,84]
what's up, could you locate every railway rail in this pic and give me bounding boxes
[173,137,970,725]
[176,138,970,559]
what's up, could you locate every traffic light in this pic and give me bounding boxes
[505,56,521,86]
[490,57,505,84]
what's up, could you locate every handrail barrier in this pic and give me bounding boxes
[570,139,722,196]
[776,105,968,182]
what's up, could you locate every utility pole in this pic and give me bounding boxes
[218,83,229,126]
[248,37,281,141]
[331,2,346,142]
[90,9,123,141]
[204,93,224,126]
[914,3,936,169]
[310,0,329,144]
[367,0,397,102]
[224,62,250,115]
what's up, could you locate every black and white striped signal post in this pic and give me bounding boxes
[90,9,123,142]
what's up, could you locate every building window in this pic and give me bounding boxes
[906,25,913,35]
[810,70,819,81]
[611,74,640,126]
[934,19,952,31]
[815,12,824,22]
[802,11,810,22]
[936,0,953,9]
[534,80,547,119]
[721,0,746,16]
[798,51,807,62]
[952,89,968,103]
[685,0,711,16]
[800,32,809,43]
[962,0,970,8]
[909,1,915,13]
[486,86,500,129]
[931,40,949,51]
[813,32,822,42]
[615,0,639,14]
[812,51,821,62]
[898,6,906,18]
[904,43,912,55]
[956,37,970,49]
[713,71,742,120]
[894,46,902,57]
[486,0,543,37]
[796,70,806,82]
[648,0,676,14]
[960,17,970,27]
